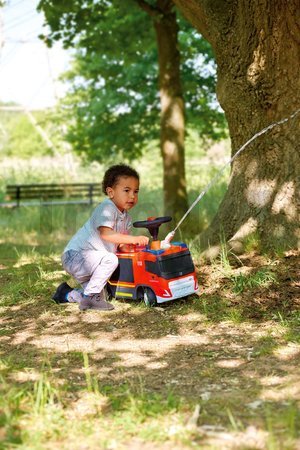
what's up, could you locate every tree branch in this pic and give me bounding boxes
[172,0,233,47]
[135,0,161,19]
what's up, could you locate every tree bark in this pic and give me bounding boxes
[173,0,300,251]
[138,0,188,223]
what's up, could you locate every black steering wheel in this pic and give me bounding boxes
[133,216,172,240]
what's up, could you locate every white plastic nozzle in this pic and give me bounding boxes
[160,240,171,249]
[160,230,175,249]
[164,231,175,243]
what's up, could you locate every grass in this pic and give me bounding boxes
[0,350,186,449]
[0,243,300,448]
[277,311,300,344]
[232,268,278,294]
[1,145,300,449]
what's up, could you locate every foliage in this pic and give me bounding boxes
[38,0,227,162]
[0,106,52,159]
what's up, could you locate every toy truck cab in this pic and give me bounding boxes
[107,216,198,306]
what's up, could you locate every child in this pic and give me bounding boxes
[52,164,149,310]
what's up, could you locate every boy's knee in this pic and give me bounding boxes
[103,253,119,270]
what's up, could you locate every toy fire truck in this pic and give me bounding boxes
[107,216,198,306]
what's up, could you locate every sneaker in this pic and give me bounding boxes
[79,291,114,311]
[52,282,73,304]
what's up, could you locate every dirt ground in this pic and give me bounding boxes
[1,248,300,449]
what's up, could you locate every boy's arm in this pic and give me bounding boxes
[99,227,149,246]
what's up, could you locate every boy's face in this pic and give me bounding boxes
[106,176,139,212]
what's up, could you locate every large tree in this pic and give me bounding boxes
[38,0,226,222]
[172,0,300,251]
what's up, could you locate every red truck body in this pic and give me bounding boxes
[107,242,198,305]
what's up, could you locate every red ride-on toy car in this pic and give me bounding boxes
[107,216,198,306]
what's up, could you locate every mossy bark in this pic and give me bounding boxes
[173,0,300,251]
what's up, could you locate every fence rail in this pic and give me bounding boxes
[3,183,102,207]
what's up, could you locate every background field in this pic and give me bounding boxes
[1,140,300,450]
[0,135,230,246]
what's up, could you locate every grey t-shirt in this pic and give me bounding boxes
[64,198,132,254]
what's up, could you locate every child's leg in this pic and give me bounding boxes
[62,250,118,309]
[58,251,89,303]
[67,288,84,303]
[82,252,118,296]
[78,252,118,310]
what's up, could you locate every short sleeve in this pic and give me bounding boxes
[91,201,117,231]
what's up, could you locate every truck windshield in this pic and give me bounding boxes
[158,252,194,279]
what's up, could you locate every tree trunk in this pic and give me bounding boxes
[153,0,188,223]
[172,0,300,251]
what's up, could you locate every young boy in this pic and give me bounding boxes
[52,164,149,311]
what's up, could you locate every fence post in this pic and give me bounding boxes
[16,186,21,207]
[89,184,93,205]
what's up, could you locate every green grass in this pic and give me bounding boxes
[0,351,186,449]
[1,145,300,449]
[1,251,300,448]
[252,335,279,357]
[277,310,300,344]
[2,352,298,449]
[232,268,278,294]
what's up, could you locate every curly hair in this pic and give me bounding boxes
[102,164,140,195]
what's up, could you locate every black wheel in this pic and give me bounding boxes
[138,287,157,307]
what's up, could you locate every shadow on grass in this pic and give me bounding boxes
[1,241,300,447]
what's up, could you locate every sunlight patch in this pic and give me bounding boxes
[11,328,36,345]
[262,379,300,401]
[246,179,276,207]
[273,343,300,361]
[230,217,258,241]
[66,391,110,419]
[245,159,258,178]
[271,181,296,219]
[260,375,284,386]
[247,39,266,85]
[12,369,40,383]
[43,271,65,281]
[216,358,245,368]
[13,252,53,268]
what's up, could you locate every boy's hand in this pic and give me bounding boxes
[132,235,149,246]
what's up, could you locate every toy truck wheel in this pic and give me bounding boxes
[138,287,157,307]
